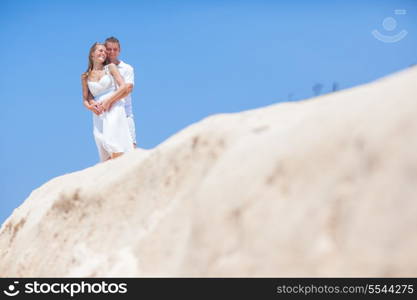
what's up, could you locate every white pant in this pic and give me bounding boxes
[127,115,137,144]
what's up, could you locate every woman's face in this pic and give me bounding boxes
[92,45,107,63]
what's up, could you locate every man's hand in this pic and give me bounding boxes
[101,99,113,112]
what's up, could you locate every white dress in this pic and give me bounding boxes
[87,65,133,161]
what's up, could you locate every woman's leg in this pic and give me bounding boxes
[110,152,123,159]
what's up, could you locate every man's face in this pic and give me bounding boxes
[105,42,120,61]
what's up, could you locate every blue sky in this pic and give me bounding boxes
[1,0,416,225]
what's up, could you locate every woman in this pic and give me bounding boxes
[81,42,133,161]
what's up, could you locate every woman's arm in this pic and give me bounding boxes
[101,64,130,111]
[81,73,102,115]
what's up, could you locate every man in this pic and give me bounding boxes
[89,36,137,148]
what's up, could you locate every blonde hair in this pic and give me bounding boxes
[83,42,106,78]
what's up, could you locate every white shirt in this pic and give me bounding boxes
[117,60,135,117]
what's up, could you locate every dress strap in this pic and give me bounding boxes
[104,64,116,88]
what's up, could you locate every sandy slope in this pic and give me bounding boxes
[1,67,416,277]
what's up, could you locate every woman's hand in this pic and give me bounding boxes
[91,100,104,115]
[87,101,103,115]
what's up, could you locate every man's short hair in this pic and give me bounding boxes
[105,36,121,48]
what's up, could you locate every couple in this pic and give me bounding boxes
[81,37,136,162]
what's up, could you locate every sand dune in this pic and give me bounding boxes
[1,67,417,277]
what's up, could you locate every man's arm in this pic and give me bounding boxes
[117,83,133,98]
[101,63,131,111]
[124,83,133,96]
[87,90,95,103]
